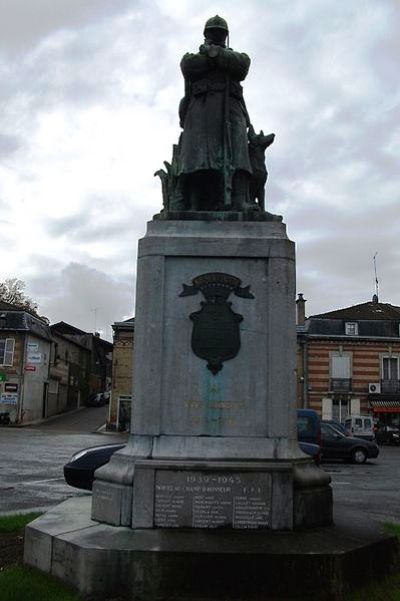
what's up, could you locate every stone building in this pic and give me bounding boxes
[108,317,134,430]
[0,300,52,424]
[49,326,91,413]
[297,294,400,427]
[51,322,113,400]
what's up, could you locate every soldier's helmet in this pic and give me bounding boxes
[203,15,229,35]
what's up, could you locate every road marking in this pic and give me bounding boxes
[19,477,65,486]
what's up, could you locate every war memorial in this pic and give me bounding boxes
[25,16,398,601]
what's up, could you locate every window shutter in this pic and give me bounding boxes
[4,338,15,366]
[331,355,351,378]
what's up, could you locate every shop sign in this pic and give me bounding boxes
[0,373,6,382]
[27,352,42,364]
[25,365,36,372]
[4,383,18,392]
[0,393,18,405]
[27,342,39,352]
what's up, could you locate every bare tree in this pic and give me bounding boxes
[0,278,43,317]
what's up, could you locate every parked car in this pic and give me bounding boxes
[320,422,379,464]
[85,392,106,407]
[298,441,321,465]
[297,409,321,446]
[375,425,400,446]
[64,437,321,492]
[64,443,125,490]
[344,415,375,441]
[322,420,348,436]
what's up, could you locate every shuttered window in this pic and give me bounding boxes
[383,357,398,380]
[0,338,15,366]
[331,355,351,378]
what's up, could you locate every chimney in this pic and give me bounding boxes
[296,293,306,326]
[94,331,101,338]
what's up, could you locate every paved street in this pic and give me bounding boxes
[1,408,399,524]
[0,406,128,515]
[325,446,400,524]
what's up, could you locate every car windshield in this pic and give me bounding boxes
[322,424,342,438]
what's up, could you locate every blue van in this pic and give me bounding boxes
[297,409,321,446]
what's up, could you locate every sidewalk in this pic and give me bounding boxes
[30,405,111,434]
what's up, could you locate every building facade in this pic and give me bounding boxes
[0,301,52,424]
[51,322,113,403]
[297,295,400,428]
[108,318,134,430]
[0,305,113,425]
[49,327,91,414]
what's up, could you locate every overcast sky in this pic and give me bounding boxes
[1,0,399,338]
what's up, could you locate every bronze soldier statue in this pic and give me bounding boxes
[155,15,275,214]
[177,15,255,212]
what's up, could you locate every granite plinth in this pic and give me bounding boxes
[91,218,332,530]
[24,497,399,601]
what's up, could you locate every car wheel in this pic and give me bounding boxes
[352,448,367,464]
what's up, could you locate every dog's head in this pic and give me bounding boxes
[248,126,275,149]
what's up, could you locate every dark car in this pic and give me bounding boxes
[375,425,400,446]
[64,439,321,491]
[64,443,125,490]
[85,392,106,407]
[322,420,348,436]
[298,441,321,465]
[320,422,379,464]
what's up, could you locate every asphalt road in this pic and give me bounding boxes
[325,445,400,524]
[0,406,128,515]
[1,409,399,524]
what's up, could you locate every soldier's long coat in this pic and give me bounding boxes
[178,46,252,176]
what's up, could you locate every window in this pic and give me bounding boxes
[332,399,348,423]
[345,322,358,336]
[0,338,15,366]
[381,356,400,393]
[382,357,398,381]
[330,353,352,392]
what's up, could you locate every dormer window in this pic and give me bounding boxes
[345,322,358,336]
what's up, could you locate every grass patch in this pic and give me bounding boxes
[0,513,42,533]
[344,571,400,600]
[385,521,400,537]
[343,523,400,600]
[0,566,83,601]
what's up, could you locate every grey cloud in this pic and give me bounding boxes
[0,0,134,55]
[1,0,399,331]
[0,133,22,157]
[32,262,134,337]
[44,196,151,244]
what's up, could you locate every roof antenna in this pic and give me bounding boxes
[373,252,379,302]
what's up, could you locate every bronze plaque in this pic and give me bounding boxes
[179,272,254,374]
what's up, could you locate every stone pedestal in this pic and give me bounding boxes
[92,217,332,530]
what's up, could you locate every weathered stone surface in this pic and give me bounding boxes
[24,497,400,601]
[92,218,332,531]
[132,219,297,445]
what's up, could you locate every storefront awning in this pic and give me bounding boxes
[370,400,400,413]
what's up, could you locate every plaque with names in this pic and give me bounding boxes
[154,470,271,529]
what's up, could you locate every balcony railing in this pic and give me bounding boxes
[330,378,352,392]
[381,380,400,394]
